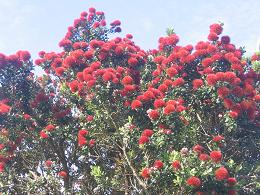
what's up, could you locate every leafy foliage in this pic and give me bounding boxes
[0,7,259,195]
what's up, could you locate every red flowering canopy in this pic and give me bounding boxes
[0,7,259,195]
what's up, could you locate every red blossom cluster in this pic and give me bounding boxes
[77,129,95,147]
[58,171,68,178]
[57,7,121,50]
[171,160,181,170]
[187,176,201,188]
[0,7,259,194]
[0,50,31,69]
[141,159,164,179]
[37,37,146,102]
[0,128,18,172]
[185,148,236,192]
[45,160,53,168]
[0,101,11,114]
[135,22,259,128]
[138,129,154,145]
[78,129,89,146]
[192,138,225,163]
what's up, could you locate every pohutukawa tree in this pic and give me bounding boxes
[0,7,259,194]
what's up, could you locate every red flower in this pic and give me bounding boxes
[87,80,96,88]
[210,23,223,35]
[158,84,168,93]
[142,129,153,137]
[210,151,222,163]
[89,139,96,147]
[78,129,88,137]
[192,79,203,90]
[111,77,119,84]
[40,130,48,139]
[163,104,175,115]
[128,57,138,66]
[102,72,114,82]
[45,160,53,168]
[17,50,31,61]
[172,160,181,170]
[154,99,165,108]
[229,111,238,119]
[55,67,66,76]
[240,100,251,111]
[126,34,133,39]
[254,94,260,102]
[225,71,236,82]
[223,98,234,109]
[7,54,19,63]
[69,80,78,93]
[172,78,185,87]
[23,114,31,120]
[153,160,164,169]
[58,171,68,178]
[143,90,155,100]
[77,72,84,82]
[0,144,4,150]
[212,135,224,143]
[86,115,94,121]
[115,46,124,55]
[215,167,229,180]
[121,76,133,85]
[199,153,210,161]
[193,144,204,154]
[176,105,186,112]
[186,176,201,188]
[227,177,237,186]
[45,124,55,132]
[217,87,230,98]
[202,58,213,67]
[148,109,160,120]
[216,72,225,81]
[163,79,173,86]
[139,136,149,145]
[166,67,178,77]
[123,100,131,107]
[89,7,96,13]
[203,67,213,74]
[131,100,142,109]
[141,167,150,179]
[206,74,217,86]
[84,50,94,59]
[0,103,11,114]
[110,20,121,26]
[78,129,88,147]
[0,162,5,172]
[63,56,76,68]
[208,32,218,41]
[78,137,87,146]
[59,38,72,48]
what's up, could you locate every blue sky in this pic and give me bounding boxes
[0,0,260,59]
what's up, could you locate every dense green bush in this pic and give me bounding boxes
[0,7,259,194]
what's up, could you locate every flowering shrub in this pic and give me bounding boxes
[0,7,259,194]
